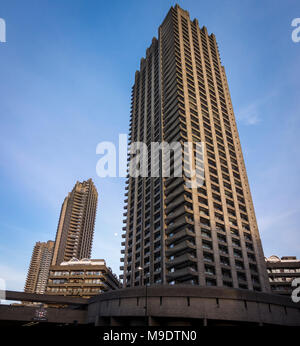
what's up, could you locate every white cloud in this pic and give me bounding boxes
[258,209,299,232]
[236,91,278,125]
[237,103,261,125]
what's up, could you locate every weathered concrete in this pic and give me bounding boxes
[5,290,88,306]
[0,305,87,324]
[2,286,300,326]
[0,290,88,325]
[87,285,300,326]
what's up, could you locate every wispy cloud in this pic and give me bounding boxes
[238,104,261,125]
[258,209,299,232]
[236,91,278,125]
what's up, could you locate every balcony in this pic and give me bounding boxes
[166,266,198,280]
[165,227,195,246]
[165,194,187,214]
[165,131,182,144]
[166,240,196,256]
[164,118,181,138]
[165,183,186,204]
[166,206,187,223]
[166,253,197,268]
[165,177,184,195]
[166,215,194,234]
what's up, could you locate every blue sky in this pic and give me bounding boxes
[0,0,299,291]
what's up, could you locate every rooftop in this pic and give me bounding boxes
[60,258,106,266]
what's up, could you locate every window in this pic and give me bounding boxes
[205,265,215,275]
[217,234,226,243]
[235,260,244,270]
[222,268,232,279]
[237,272,247,282]
[219,245,228,254]
[220,256,230,266]
[232,238,241,247]
[233,249,242,259]
[230,228,239,237]
[206,278,217,286]
[203,240,213,250]
[201,228,211,238]
[203,252,214,262]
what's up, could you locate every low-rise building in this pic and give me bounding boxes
[46,258,120,298]
[265,255,300,296]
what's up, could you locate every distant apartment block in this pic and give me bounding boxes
[46,258,120,298]
[52,179,98,265]
[25,240,54,294]
[266,255,300,296]
[120,5,270,292]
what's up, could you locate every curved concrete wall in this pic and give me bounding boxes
[87,285,300,326]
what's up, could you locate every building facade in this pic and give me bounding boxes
[52,179,98,265]
[46,259,120,298]
[120,5,270,292]
[266,255,300,296]
[25,240,54,294]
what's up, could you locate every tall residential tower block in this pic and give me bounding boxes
[25,240,54,294]
[120,5,270,292]
[52,179,98,265]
